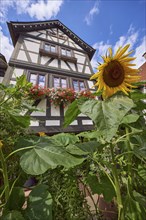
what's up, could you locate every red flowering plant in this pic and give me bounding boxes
[48,88,76,107]
[28,85,48,100]
[28,86,95,106]
[77,90,95,99]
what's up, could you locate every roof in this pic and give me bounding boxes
[7,20,96,60]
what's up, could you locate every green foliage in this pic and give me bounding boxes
[41,167,89,220]
[17,135,85,175]
[1,210,25,220]
[6,187,25,211]
[24,184,52,220]
[1,75,146,220]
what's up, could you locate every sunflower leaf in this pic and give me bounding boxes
[18,137,85,175]
[77,95,134,142]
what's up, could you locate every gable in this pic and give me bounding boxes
[25,28,84,51]
[7,20,95,59]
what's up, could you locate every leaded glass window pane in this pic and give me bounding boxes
[54,77,60,87]
[38,75,45,87]
[30,74,37,85]
[61,79,67,88]
[73,80,79,91]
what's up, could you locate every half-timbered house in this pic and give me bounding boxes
[3,20,96,134]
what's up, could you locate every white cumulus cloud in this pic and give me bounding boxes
[0,0,63,23]
[85,1,100,25]
[91,25,143,71]
[27,0,64,20]
[0,26,14,62]
[133,36,146,68]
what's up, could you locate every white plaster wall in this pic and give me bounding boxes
[69,42,75,48]
[68,62,76,71]
[17,50,28,61]
[61,61,70,70]
[30,120,39,126]
[20,44,24,50]
[25,37,40,43]
[10,80,16,85]
[51,37,57,42]
[46,120,60,126]
[41,56,49,65]
[48,59,58,67]
[47,35,52,41]
[39,30,46,34]
[0,77,3,83]
[82,120,93,125]
[51,105,60,116]
[12,68,24,78]
[85,66,91,74]
[26,31,39,36]
[39,33,46,39]
[59,39,64,44]
[75,51,85,56]
[31,99,46,116]
[25,40,40,53]
[29,52,38,63]
[75,54,85,63]
[70,120,78,125]
[77,64,83,72]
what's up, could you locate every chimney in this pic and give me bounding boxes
[142,52,146,60]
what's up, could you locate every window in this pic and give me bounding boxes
[40,42,77,63]
[61,48,72,57]
[73,80,86,91]
[53,77,67,88]
[30,73,46,87]
[44,44,56,53]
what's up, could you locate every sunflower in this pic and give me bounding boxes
[90,44,140,98]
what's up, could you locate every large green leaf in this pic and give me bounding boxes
[8,110,30,128]
[1,210,25,220]
[6,187,25,211]
[51,133,79,146]
[77,95,134,142]
[24,184,52,220]
[63,100,81,128]
[124,193,146,220]
[121,113,139,124]
[86,174,115,202]
[19,137,85,175]
[66,141,103,156]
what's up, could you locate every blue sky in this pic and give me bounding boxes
[0,0,146,70]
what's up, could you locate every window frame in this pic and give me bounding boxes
[39,42,58,58]
[72,79,87,91]
[52,74,68,88]
[28,71,47,87]
[39,42,77,63]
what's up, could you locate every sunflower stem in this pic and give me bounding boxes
[110,144,124,220]
[0,148,10,203]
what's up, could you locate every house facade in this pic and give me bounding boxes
[3,20,96,134]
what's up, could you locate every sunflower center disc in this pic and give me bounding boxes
[103,60,125,87]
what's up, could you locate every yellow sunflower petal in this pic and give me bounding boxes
[114,44,130,59]
[108,48,113,57]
